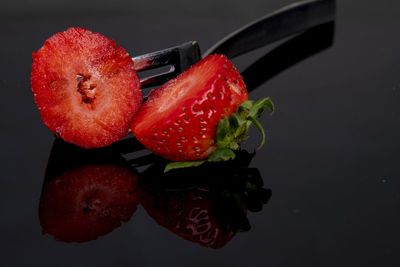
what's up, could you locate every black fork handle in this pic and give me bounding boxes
[203,0,336,58]
[133,0,335,89]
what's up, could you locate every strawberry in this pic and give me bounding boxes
[31,27,142,149]
[132,55,273,170]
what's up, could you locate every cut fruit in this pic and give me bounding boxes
[31,27,142,148]
[132,55,248,161]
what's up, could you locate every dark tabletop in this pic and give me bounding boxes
[1,0,399,266]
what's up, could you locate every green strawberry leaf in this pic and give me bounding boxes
[247,116,266,149]
[164,160,206,173]
[248,97,274,118]
[238,100,253,117]
[232,125,249,147]
[208,147,236,162]
[264,98,275,115]
[229,113,241,131]
[229,113,248,146]
[216,116,231,147]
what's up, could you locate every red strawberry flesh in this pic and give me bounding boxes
[132,55,248,161]
[31,27,142,148]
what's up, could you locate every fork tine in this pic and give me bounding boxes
[132,49,177,72]
[132,41,201,88]
[139,65,176,88]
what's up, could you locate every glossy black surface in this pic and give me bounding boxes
[1,0,400,266]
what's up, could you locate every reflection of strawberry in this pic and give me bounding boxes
[136,151,271,249]
[139,185,236,249]
[31,27,142,148]
[39,165,139,243]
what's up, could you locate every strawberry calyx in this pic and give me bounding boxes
[165,97,274,172]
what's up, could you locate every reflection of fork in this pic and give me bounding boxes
[132,0,336,89]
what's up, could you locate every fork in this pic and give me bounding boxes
[132,0,336,89]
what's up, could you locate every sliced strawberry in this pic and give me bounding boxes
[132,55,248,161]
[39,165,139,243]
[132,55,273,168]
[31,27,142,148]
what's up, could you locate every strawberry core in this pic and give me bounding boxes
[77,74,96,104]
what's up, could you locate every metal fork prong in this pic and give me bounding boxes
[139,65,176,88]
[132,41,201,88]
[132,48,177,72]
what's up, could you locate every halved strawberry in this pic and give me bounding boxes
[31,27,142,148]
[132,55,273,170]
[39,164,139,243]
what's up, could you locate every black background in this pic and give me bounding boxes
[1,0,399,266]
